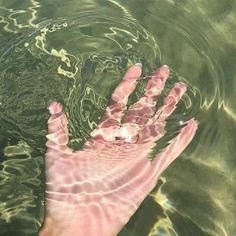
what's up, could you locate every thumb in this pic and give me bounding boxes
[46,101,70,150]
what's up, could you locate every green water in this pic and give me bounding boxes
[0,0,235,235]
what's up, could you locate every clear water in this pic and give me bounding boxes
[0,0,235,235]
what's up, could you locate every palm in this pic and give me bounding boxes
[39,64,197,236]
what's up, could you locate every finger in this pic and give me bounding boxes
[111,63,142,104]
[151,118,198,178]
[123,65,170,125]
[136,123,166,144]
[46,101,70,151]
[91,64,142,140]
[154,82,187,122]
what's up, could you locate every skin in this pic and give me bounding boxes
[38,64,198,236]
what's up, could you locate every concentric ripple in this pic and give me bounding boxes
[0,0,235,236]
[0,7,206,236]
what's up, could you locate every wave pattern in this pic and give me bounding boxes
[0,0,235,236]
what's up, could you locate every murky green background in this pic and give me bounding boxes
[0,0,235,235]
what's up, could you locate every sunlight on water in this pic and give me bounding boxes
[0,0,235,235]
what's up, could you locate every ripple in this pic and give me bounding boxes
[0,9,202,150]
[0,11,162,149]
[0,1,234,236]
[0,9,162,234]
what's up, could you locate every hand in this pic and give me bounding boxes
[38,64,198,236]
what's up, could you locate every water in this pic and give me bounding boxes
[0,0,235,235]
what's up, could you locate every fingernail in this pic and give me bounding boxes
[178,81,187,86]
[160,64,170,75]
[135,63,142,68]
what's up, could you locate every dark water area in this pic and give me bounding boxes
[0,0,235,235]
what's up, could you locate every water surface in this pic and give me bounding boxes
[0,0,236,235]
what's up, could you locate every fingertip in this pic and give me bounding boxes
[126,63,142,79]
[183,118,199,135]
[174,82,188,94]
[189,118,199,128]
[133,63,142,76]
[152,65,170,82]
[159,64,170,75]
[48,101,63,115]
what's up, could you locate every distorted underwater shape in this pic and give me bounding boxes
[38,64,197,236]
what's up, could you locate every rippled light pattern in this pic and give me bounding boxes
[38,65,197,236]
[0,0,235,235]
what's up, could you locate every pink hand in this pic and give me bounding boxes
[38,64,198,236]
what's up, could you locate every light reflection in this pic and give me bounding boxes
[0,0,235,235]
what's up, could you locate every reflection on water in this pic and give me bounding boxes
[0,0,235,235]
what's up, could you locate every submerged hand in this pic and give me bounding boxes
[38,64,198,236]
